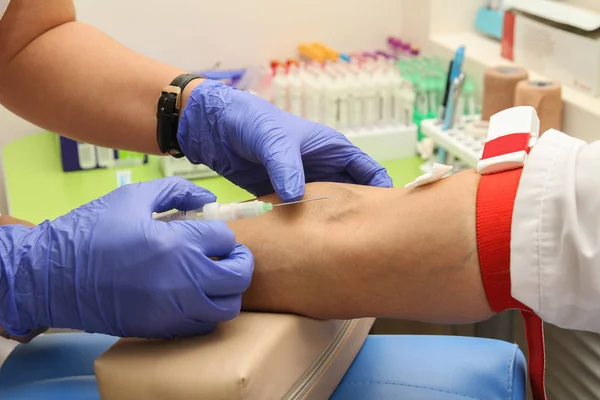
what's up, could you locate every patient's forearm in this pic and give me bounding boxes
[232,170,493,324]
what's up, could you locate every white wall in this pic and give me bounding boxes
[0,0,404,214]
[563,0,600,12]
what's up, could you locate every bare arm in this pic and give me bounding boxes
[1,169,492,333]
[234,170,494,324]
[0,0,202,154]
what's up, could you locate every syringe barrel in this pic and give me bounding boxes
[203,201,268,221]
[153,209,191,222]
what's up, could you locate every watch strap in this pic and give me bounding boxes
[157,73,203,158]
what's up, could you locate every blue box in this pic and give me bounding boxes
[475,7,504,40]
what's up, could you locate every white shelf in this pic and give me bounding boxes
[431,32,600,118]
[429,31,600,141]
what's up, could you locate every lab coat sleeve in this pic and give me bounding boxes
[0,0,9,21]
[511,129,600,332]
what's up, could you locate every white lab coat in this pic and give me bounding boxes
[0,0,9,21]
[512,129,600,333]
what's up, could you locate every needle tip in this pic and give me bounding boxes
[272,195,331,207]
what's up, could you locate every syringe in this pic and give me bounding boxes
[153,196,330,222]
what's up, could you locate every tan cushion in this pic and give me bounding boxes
[95,313,374,400]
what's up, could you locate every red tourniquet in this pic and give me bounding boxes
[476,134,547,400]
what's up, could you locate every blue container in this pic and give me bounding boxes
[475,7,504,40]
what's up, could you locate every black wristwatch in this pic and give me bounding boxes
[156,73,203,158]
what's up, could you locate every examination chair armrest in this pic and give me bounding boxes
[94,314,374,400]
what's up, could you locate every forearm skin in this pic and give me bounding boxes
[0,173,493,335]
[235,171,494,324]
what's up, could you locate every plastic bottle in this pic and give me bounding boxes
[376,60,394,126]
[315,63,329,124]
[271,65,288,111]
[424,74,438,118]
[454,94,465,126]
[387,36,403,57]
[402,82,416,126]
[303,64,323,123]
[389,65,406,126]
[347,60,364,131]
[321,63,339,129]
[95,147,115,168]
[361,61,378,129]
[462,76,477,116]
[287,64,303,117]
[414,80,429,118]
[332,63,351,130]
[77,143,97,170]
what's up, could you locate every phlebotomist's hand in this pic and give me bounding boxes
[0,177,254,339]
[178,80,394,203]
[0,215,48,343]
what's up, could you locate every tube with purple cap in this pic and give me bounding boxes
[387,36,404,55]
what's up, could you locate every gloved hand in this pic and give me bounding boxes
[178,80,394,202]
[0,177,254,339]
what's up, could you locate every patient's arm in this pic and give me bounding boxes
[232,170,493,325]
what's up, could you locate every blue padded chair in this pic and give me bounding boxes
[0,333,118,400]
[0,333,526,399]
[331,335,526,400]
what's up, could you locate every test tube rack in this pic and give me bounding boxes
[420,117,487,168]
[343,125,418,162]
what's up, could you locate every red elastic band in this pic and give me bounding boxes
[481,133,531,160]
[476,168,547,400]
[522,310,547,400]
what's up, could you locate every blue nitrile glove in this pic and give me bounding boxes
[178,80,394,202]
[0,177,254,339]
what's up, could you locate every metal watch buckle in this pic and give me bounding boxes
[162,85,183,111]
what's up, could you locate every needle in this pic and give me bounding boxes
[272,196,331,207]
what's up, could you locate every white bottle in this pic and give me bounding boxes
[402,83,416,126]
[321,73,339,129]
[303,68,323,123]
[389,68,405,126]
[332,63,351,131]
[287,64,303,117]
[77,142,97,170]
[377,60,394,127]
[415,86,428,118]
[464,91,477,117]
[95,147,115,168]
[454,95,465,127]
[370,63,384,127]
[346,62,364,132]
[271,65,288,111]
[361,62,379,129]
